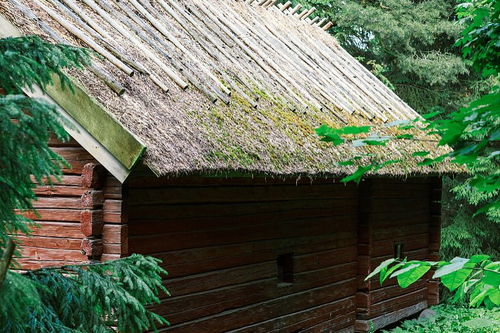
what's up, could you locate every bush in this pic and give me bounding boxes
[382,305,500,332]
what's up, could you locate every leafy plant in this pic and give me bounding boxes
[366,255,499,307]
[382,304,500,332]
[315,0,499,305]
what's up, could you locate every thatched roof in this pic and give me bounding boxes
[1,0,457,178]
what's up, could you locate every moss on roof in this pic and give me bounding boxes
[0,0,462,177]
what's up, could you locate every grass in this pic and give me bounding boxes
[382,305,500,333]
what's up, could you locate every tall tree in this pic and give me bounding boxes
[291,0,493,113]
[0,36,168,332]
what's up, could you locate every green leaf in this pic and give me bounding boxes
[315,125,344,145]
[433,258,470,278]
[394,264,431,288]
[380,262,405,285]
[396,134,414,139]
[365,258,396,281]
[341,165,374,184]
[412,151,430,157]
[340,126,371,135]
[483,270,500,287]
[487,288,500,305]
[438,122,467,146]
[469,255,490,263]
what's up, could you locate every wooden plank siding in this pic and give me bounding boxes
[125,177,360,332]
[16,137,125,269]
[355,178,441,332]
[16,136,442,332]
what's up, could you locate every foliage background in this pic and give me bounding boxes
[291,0,499,269]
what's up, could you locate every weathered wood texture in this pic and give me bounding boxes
[355,178,441,332]
[126,177,360,332]
[16,138,124,269]
[18,138,442,332]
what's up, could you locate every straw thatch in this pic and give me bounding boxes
[0,0,460,177]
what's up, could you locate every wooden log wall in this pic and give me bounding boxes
[355,178,441,332]
[16,136,125,269]
[125,176,360,332]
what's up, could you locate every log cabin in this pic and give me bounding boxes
[1,0,458,332]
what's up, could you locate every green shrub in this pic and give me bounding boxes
[383,305,500,333]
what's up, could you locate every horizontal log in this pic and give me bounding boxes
[16,235,82,250]
[359,288,427,319]
[129,215,356,253]
[103,211,124,224]
[102,224,127,243]
[156,278,357,330]
[359,233,429,257]
[103,199,122,212]
[356,280,427,309]
[27,221,82,238]
[228,297,355,333]
[19,209,81,222]
[32,197,83,209]
[102,242,126,255]
[33,185,88,197]
[17,259,86,270]
[51,147,95,162]
[18,246,87,261]
[127,183,357,206]
[365,198,429,213]
[101,253,121,261]
[31,175,82,186]
[355,301,427,332]
[301,311,355,332]
[158,232,356,278]
[127,198,358,221]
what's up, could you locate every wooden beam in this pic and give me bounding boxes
[0,13,144,182]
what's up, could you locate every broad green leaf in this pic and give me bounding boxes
[380,262,405,285]
[483,270,500,287]
[470,284,492,307]
[438,122,466,146]
[395,264,431,288]
[441,268,474,291]
[390,263,420,278]
[365,258,396,281]
[341,165,374,184]
[469,254,490,263]
[396,134,413,139]
[433,258,469,278]
[488,288,500,305]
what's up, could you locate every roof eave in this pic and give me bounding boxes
[0,14,145,183]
